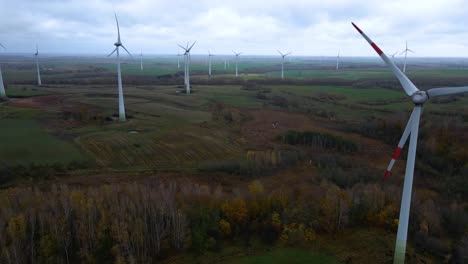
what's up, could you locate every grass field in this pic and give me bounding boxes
[1,55,468,169]
[0,117,86,165]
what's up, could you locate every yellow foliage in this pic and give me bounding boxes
[7,214,26,240]
[221,198,248,224]
[248,180,265,195]
[271,212,281,229]
[280,223,315,245]
[219,219,231,236]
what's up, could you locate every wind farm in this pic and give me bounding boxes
[1,2,468,264]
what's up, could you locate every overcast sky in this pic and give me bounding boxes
[1,0,468,57]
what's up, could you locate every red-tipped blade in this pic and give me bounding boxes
[351,22,419,97]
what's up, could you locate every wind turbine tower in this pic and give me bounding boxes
[140,49,143,71]
[233,50,241,77]
[336,50,340,70]
[107,13,133,122]
[177,48,182,69]
[208,50,214,78]
[401,41,414,73]
[35,45,42,86]
[278,50,291,80]
[352,22,468,264]
[0,43,6,98]
[178,41,196,95]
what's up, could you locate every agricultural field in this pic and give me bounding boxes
[0,55,468,263]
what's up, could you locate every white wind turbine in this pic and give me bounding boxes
[0,43,6,98]
[352,22,468,264]
[34,44,42,86]
[336,50,340,70]
[390,51,399,62]
[278,50,291,80]
[401,41,414,73]
[177,48,183,69]
[208,50,214,78]
[107,13,133,122]
[140,49,143,71]
[233,50,241,77]
[178,41,196,95]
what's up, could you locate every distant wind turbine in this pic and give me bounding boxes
[390,51,399,62]
[208,50,214,78]
[107,13,133,122]
[177,48,183,69]
[0,43,6,97]
[233,50,242,77]
[178,41,196,95]
[140,49,143,71]
[278,50,291,80]
[401,41,414,73]
[34,45,42,86]
[336,50,340,70]
[224,59,227,70]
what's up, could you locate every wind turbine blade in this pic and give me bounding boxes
[107,47,118,57]
[285,52,292,56]
[278,50,283,56]
[393,51,399,56]
[188,41,196,51]
[178,44,187,51]
[427,86,468,98]
[0,43,5,49]
[121,45,133,59]
[407,49,415,53]
[114,13,121,42]
[351,22,419,97]
[400,50,407,55]
[383,109,416,181]
[232,50,237,55]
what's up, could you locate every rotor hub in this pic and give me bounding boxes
[114,42,122,47]
[411,90,428,105]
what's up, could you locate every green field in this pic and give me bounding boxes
[0,117,86,165]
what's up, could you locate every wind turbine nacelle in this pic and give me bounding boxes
[411,91,429,105]
[114,42,122,47]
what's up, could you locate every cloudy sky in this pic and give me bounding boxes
[1,0,468,57]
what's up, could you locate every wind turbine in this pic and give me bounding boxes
[390,51,399,62]
[107,13,133,122]
[177,47,183,69]
[401,41,414,73]
[34,45,42,86]
[352,22,468,264]
[0,43,6,98]
[233,50,241,77]
[336,50,340,70]
[140,49,143,71]
[178,41,196,95]
[278,50,291,80]
[208,50,214,78]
